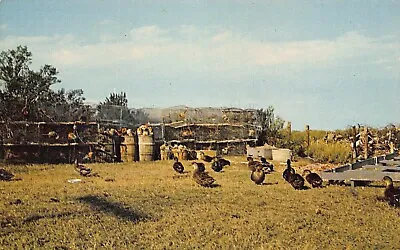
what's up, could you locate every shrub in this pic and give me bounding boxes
[305,140,352,164]
[275,129,352,164]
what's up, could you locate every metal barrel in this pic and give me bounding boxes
[122,135,137,162]
[272,149,292,162]
[138,134,154,161]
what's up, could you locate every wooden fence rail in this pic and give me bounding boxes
[321,151,400,184]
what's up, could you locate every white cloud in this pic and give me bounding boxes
[50,42,161,67]
[211,31,233,42]
[0,25,399,75]
[178,25,199,36]
[129,25,170,42]
[99,19,116,25]
[1,35,58,45]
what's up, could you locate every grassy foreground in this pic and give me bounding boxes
[1,157,399,249]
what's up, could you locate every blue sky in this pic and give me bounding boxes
[0,0,399,130]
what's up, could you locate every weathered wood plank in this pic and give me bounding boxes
[323,151,399,173]
[375,155,386,163]
[379,160,400,166]
[329,164,351,173]
[362,165,400,171]
[384,152,399,160]
[352,158,376,170]
[361,164,384,169]
[320,171,400,182]
[3,142,98,147]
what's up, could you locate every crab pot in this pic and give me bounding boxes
[122,135,137,162]
[138,134,154,161]
[175,149,189,161]
[182,149,189,160]
[160,149,169,160]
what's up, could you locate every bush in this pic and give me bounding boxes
[276,132,307,157]
[306,140,352,164]
[275,130,352,164]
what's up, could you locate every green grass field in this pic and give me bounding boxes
[1,157,399,249]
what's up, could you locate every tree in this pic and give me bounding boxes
[0,45,90,122]
[96,92,149,125]
[96,92,135,124]
[0,45,36,121]
[43,88,94,121]
[255,106,285,146]
[100,92,128,107]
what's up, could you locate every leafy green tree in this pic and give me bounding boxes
[100,92,128,107]
[255,106,285,146]
[97,92,135,124]
[0,45,36,121]
[96,92,149,125]
[45,88,94,121]
[0,45,90,122]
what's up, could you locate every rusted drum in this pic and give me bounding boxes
[138,135,154,161]
[137,125,154,161]
[122,135,137,162]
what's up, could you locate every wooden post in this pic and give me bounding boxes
[389,127,395,154]
[0,136,3,160]
[352,125,357,160]
[389,142,395,154]
[305,125,310,148]
[287,122,292,139]
[364,126,369,159]
[161,121,165,142]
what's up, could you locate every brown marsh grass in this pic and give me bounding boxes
[1,157,399,249]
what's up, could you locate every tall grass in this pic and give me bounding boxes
[1,158,399,249]
[306,141,353,164]
[278,130,353,164]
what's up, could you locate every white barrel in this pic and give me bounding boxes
[272,149,292,162]
[263,148,273,160]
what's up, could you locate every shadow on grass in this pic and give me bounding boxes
[365,184,385,188]
[207,183,221,188]
[24,212,79,224]
[328,181,384,188]
[288,186,311,190]
[77,195,150,223]
[172,173,190,179]
[261,182,279,186]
